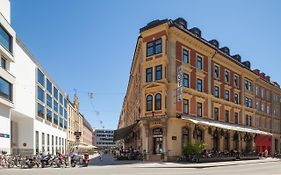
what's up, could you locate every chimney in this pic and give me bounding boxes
[274,82,280,88]
[266,76,270,82]
[253,69,260,75]
[260,72,265,78]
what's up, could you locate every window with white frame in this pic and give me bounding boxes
[197,55,203,70]
[261,88,264,98]
[256,86,259,96]
[225,90,230,101]
[183,49,189,64]
[214,86,219,98]
[267,105,270,114]
[234,93,239,104]
[256,101,259,110]
[183,99,189,114]
[225,70,230,83]
[214,65,219,79]
[245,79,252,91]
[234,74,239,87]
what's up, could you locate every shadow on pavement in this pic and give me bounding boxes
[89,153,142,166]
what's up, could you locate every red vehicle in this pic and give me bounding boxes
[82,153,89,167]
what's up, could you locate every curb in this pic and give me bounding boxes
[136,159,281,169]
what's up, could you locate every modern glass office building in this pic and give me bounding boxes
[0,0,15,154]
[0,0,68,155]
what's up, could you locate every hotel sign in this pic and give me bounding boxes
[177,65,183,102]
[152,128,163,136]
[177,65,183,88]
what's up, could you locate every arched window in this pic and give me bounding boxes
[233,131,239,151]
[146,95,153,111]
[193,126,204,143]
[213,129,220,151]
[244,133,253,152]
[182,127,190,149]
[155,93,162,110]
[224,131,230,151]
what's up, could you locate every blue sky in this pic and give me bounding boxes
[11,0,281,129]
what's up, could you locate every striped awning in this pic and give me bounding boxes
[181,115,272,136]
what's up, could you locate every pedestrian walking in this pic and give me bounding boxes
[264,149,268,158]
[99,151,103,161]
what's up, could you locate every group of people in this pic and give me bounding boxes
[113,146,142,160]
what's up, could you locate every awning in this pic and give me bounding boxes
[114,122,138,141]
[181,115,272,136]
[76,145,98,149]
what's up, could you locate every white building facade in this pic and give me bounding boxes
[0,0,16,154]
[10,40,68,155]
[0,0,68,155]
[93,129,116,148]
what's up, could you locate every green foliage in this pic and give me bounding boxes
[160,153,164,160]
[183,143,206,155]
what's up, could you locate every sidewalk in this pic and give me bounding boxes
[136,158,281,168]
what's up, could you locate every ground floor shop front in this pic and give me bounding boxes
[10,111,67,155]
[115,115,277,161]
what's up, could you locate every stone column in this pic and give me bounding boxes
[208,57,212,119]
[229,131,234,151]
[142,120,150,160]
[161,118,168,161]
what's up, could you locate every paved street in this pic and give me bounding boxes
[0,158,280,175]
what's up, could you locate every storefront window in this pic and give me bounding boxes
[42,132,45,153]
[194,126,204,143]
[152,128,163,154]
[244,133,253,152]
[213,129,220,151]
[182,127,189,149]
[233,132,239,151]
[224,132,230,151]
[35,131,39,154]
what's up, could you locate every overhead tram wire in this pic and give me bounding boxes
[71,89,125,129]
[87,92,105,129]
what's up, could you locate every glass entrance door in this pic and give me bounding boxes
[153,137,163,154]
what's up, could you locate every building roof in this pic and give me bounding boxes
[140,17,280,90]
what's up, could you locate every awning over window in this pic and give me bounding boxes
[114,122,138,141]
[181,115,272,136]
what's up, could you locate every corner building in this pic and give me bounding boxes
[116,18,281,161]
